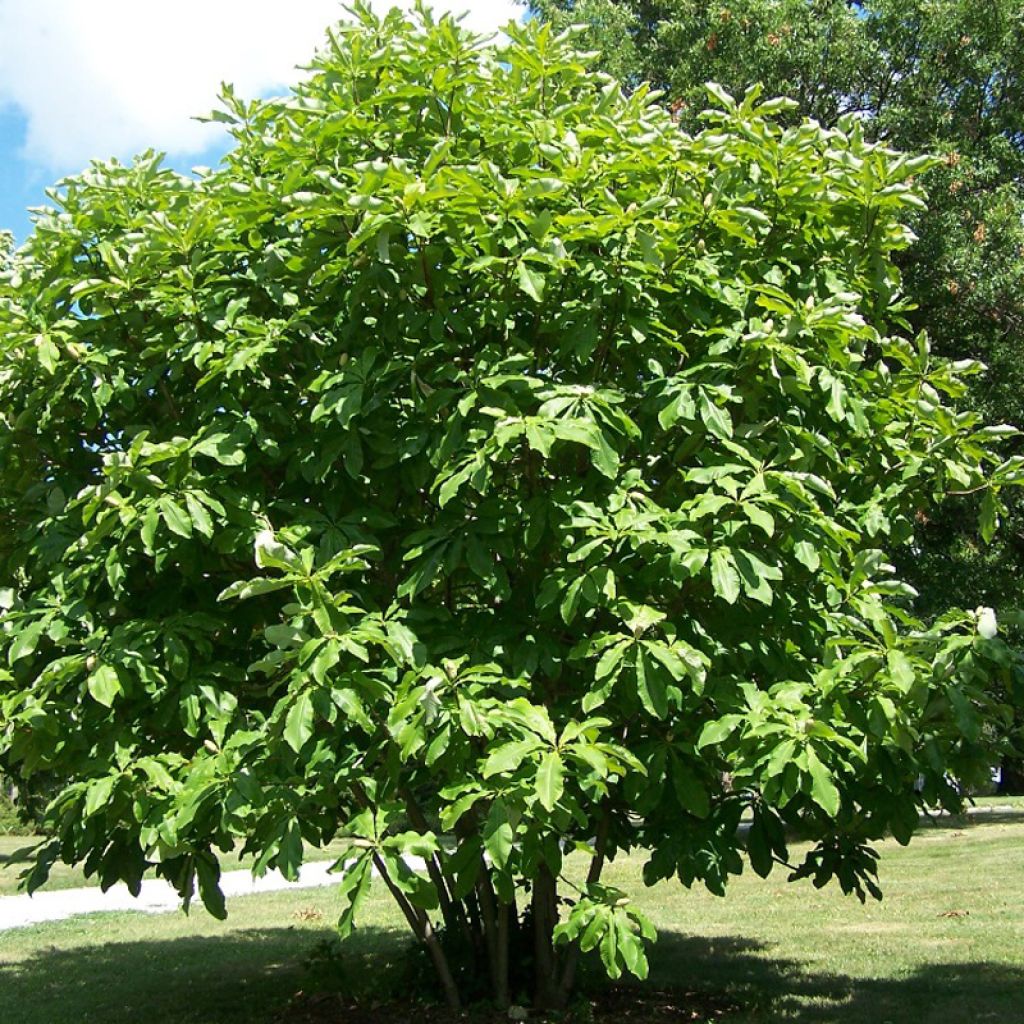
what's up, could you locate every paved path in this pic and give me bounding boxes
[0,860,347,933]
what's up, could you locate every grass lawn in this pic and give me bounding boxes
[1,811,1022,1024]
[972,793,1024,809]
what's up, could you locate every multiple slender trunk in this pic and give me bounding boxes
[368,801,611,1011]
[371,849,602,1012]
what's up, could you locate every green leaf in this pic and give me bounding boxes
[710,549,741,604]
[423,137,452,176]
[979,489,1000,544]
[217,577,292,602]
[254,531,304,573]
[483,798,514,870]
[278,822,304,881]
[579,905,608,952]
[595,639,628,681]
[744,504,775,537]
[516,261,546,302]
[159,496,192,539]
[615,920,649,979]
[699,391,733,438]
[9,621,44,664]
[887,650,916,693]
[83,776,116,818]
[535,752,564,812]
[600,924,621,979]
[793,540,820,571]
[334,851,373,939]
[193,427,249,466]
[806,748,841,817]
[284,691,315,752]
[671,757,710,818]
[184,492,214,538]
[140,508,160,553]
[734,549,774,605]
[745,816,774,878]
[482,738,542,778]
[163,634,190,681]
[635,650,667,718]
[697,715,741,750]
[560,576,585,624]
[195,853,227,920]
[589,434,620,479]
[87,664,123,707]
[36,334,60,374]
[705,81,737,108]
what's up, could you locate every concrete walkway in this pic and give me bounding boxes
[0,859,345,933]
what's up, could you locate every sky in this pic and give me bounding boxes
[0,0,524,242]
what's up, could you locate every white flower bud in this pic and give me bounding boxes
[975,606,998,640]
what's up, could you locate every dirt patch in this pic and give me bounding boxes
[276,986,738,1023]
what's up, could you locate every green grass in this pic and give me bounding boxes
[971,793,1024,809]
[1,812,1023,1024]
[610,811,1024,1023]
[0,838,92,896]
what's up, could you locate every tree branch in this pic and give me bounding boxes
[557,805,611,999]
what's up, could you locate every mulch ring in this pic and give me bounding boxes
[277,986,738,1023]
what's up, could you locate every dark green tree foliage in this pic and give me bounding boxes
[1,6,1022,1009]
[531,0,1024,643]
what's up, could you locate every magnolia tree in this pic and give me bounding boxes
[1,5,1022,1012]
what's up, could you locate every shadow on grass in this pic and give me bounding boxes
[0,925,349,1024]
[923,808,1024,830]
[2,925,1023,1024]
[641,931,1024,1023]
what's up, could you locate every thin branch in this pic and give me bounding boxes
[558,805,611,1000]
[400,783,469,940]
[372,852,462,1011]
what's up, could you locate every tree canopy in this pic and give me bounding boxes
[1,4,1022,1011]
[531,0,1024,664]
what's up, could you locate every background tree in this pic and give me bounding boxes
[1,6,1022,1012]
[532,0,1024,790]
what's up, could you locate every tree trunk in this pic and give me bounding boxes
[400,786,469,941]
[998,755,1024,795]
[475,864,501,994]
[372,853,462,1011]
[532,864,564,1010]
[495,898,511,1009]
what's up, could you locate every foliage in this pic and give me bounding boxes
[530,0,1024,639]
[1,4,1022,1010]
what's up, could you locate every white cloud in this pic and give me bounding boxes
[0,0,523,169]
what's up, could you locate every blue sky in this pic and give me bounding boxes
[0,0,523,243]
[0,104,231,241]
[0,104,42,240]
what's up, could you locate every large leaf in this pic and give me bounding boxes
[710,549,741,605]
[483,798,514,870]
[535,751,564,812]
[284,691,315,753]
[87,664,123,707]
